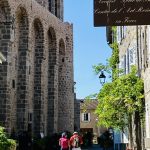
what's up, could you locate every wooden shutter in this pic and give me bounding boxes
[81,113,84,121]
[88,113,91,122]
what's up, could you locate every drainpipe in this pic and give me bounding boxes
[136,26,140,77]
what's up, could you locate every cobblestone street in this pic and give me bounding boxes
[82,144,104,150]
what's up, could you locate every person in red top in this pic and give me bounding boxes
[70,132,83,150]
[59,132,70,150]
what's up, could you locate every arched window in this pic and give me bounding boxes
[55,0,58,17]
[48,0,52,12]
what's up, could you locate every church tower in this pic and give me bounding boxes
[35,0,64,20]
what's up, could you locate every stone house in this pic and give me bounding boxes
[80,99,106,142]
[106,25,150,150]
[0,0,74,137]
[116,26,150,150]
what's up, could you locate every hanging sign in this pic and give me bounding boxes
[94,0,150,26]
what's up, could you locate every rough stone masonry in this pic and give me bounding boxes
[0,0,74,137]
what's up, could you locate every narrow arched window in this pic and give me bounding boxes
[55,0,57,16]
[48,0,52,12]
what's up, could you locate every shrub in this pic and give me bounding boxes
[33,133,61,150]
[0,126,16,150]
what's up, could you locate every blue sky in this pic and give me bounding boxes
[64,0,112,99]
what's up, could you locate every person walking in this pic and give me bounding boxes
[70,132,83,150]
[59,132,70,150]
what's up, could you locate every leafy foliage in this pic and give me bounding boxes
[109,42,119,69]
[92,26,144,131]
[95,66,144,130]
[92,26,144,149]
[108,27,119,80]
[93,63,111,75]
[0,126,16,150]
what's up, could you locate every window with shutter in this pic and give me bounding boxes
[124,55,126,74]
[81,113,84,121]
[119,56,124,75]
[126,49,130,74]
[117,26,121,44]
[128,44,137,71]
[88,113,91,121]
[129,48,133,64]
[82,113,90,122]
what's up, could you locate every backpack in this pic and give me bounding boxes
[60,137,68,149]
[72,136,80,148]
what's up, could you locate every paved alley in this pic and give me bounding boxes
[82,144,104,150]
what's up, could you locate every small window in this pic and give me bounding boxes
[143,33,144,39]
[55,0,58,17]
[62,58,65,62]
[12,80,15,88]
[129,49,133,64]
[29,66,31,74]
[28,113,32,122]
[82,113,90,122]
[48,0,52,12]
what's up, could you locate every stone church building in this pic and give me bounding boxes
[0,0,74,137]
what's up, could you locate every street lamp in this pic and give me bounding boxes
[99,71,106,85]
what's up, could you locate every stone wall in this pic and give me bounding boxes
[58,23,74,133]
[35,0,49,9]
[35,0,64,20]
[0,0,74,136]
[144,26,150,150]
[74,98,80,132]
[117,25,150,150]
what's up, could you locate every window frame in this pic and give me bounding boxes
[82,113,91,122]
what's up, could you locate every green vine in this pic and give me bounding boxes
[108,27,119,80]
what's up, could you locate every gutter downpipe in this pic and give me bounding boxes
[136,25,140,78]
